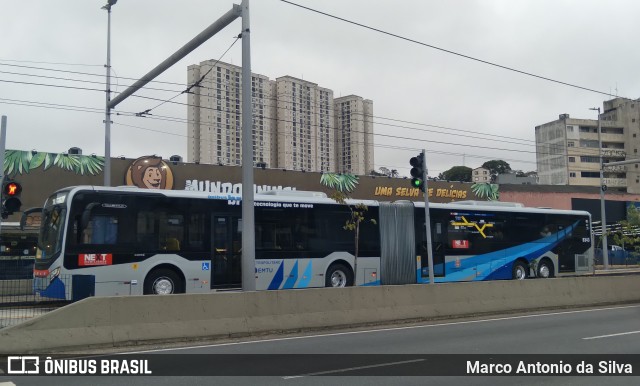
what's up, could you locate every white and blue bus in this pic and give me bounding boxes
[32,186,593,299]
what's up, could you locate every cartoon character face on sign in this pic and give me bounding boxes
[142,165,162,189]
[126,156,174,190]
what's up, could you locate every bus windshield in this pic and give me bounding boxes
[37,201,67,262]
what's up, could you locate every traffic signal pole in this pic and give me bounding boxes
[421,149,435,285]
[0,116,7,240]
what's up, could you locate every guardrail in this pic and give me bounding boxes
[0,275,639,353]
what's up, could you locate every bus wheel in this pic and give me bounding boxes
[512,261,528,280]
[144,269,183,295]
[325,263,353,288]
[537,259,553,279]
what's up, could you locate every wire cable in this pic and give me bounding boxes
[280,0,618,98]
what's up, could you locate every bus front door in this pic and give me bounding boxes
[211,215,242,289]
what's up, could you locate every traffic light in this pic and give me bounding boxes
[410,153,425,192]
[2,180,23,218]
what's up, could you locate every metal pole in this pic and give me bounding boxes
[0,116,7,239]
[595,108,609,270]
[104,3,113,186]
[108,5,241,109]
[422,149,435,284]
[240,0,256,291]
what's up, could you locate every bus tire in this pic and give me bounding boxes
[512,260,528,280]
[325,263,353,288]
[144,268,184,295]
[537,259,554,279]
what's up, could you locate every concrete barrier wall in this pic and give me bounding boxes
[0,279,33,296]
[1,275,639,353]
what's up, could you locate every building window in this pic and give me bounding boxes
[566,126,574,132]
[569,172,576,177]
[568,157,575,162]
[567,141,575,147]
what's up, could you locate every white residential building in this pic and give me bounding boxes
[472,167,491,183]
[535,97,640,193]
[187,61,373,174]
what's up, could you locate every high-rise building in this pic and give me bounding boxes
[275,76,335,172]
[334,95,374,175]
[187,60,277,167]
[535,97,640,193]
[187,61,373,174]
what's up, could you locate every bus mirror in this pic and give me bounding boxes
[81,202,101,229]
[20,207,43,230]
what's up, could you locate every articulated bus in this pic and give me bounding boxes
[32,186,593,299]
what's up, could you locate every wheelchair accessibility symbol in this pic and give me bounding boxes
[202,262,210,271]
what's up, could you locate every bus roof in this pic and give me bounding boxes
[51,185,591,217]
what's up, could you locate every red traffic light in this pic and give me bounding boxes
[4,181,22,196]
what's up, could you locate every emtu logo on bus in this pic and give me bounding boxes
[451,216,494,238]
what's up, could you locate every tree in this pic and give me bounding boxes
[329,190,377,280]
[482,160,512,181]
[370,167,397,177]
[611,205,640,255]
[438,166,472,182]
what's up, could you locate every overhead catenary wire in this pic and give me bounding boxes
[2,61,617,154]
[279,0,619,98]
[0,65,620,169]
[135,36,241,118]
[0,61,590,147]
[0,93,606,163]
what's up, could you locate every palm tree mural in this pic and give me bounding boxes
[2,150,104,176]
[470,182,500,201]
[319,173,359,193]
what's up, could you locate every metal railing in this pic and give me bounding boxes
[0,261,72,328]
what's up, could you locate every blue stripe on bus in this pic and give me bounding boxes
[282,260,299,289]
[296,260,313,288]
[419,221,579,283]
[267,262,284,290]
[39,276,67,299]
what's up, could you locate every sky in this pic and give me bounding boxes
[1,0,639,178]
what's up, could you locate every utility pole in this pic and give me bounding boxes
[102,0,117,186]
[590,107,608,270]
[240,0,256,291]
[422,149,435,284]
[0,116,7,240]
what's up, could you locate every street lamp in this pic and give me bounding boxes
[589,107,609,270]
[102,0,117,186]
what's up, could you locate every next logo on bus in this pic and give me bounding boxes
[79,254,113,267]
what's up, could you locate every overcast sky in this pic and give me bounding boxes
[1,0,639,177]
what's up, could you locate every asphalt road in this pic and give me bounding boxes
[2,303,639,385]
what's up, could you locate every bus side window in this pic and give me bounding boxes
[83,215,118,244]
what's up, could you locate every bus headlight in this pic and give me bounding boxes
[51,267,60,279]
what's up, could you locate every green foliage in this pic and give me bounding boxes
[626,204,640,226]
[482,160,512,177]
[320,173,359,193]
[3,150,105,176]
[611,205,640,253]
[329,190,376,260]
[471,183,500,201]
[371,167,399,178]
[439,166,472,182]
